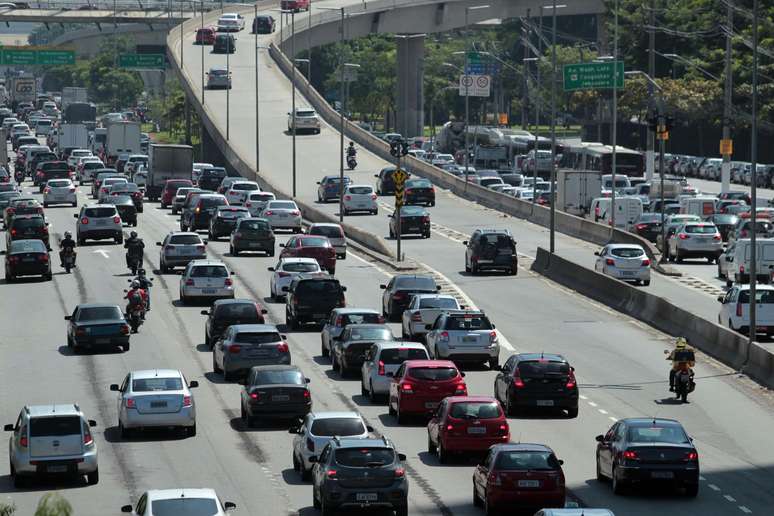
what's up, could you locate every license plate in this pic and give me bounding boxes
[467,426,486,434]
[620,271,634,276]
[249,242,264,248]
[179,246,195,254]
[279,213,288,217]
[356,493,378,502]
[202,289,217,294]
[536,400,554,407]
[22,257,35,262]
[272,395,290,402]
[150,401,167,408]
[96,338,111,344]
[313,314,326,319]
[424,402,439,409]
[96,220,107,226]
[463,336,477,342]
[47,465,68,473]
[518,479,540,488]
[357,204,367,208]
[651,471,674,479]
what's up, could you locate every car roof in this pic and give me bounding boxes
[607,243,645,250]
[130,369,183,380]
[515,353,567,363]
[491,442,554,453]
[332,308,380,315]
[279,257,319,264]
[309,222,342,229]
[309,411,362,420]
[25,404,83,418]
[229,324,279,332]
[144,488,218,502]
[405,359,456,368]
[621,417,682,426]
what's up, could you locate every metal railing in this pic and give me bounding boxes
[6,1,225,12]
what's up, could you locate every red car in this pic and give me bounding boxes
[388,360,466,424]
[472,443,566,513]
[161,179,194,209]
[427,396,509,463]
[280,0,310,12]
[279,235,336,274]
[195,26,217,45]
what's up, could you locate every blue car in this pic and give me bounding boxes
[65,303,130,353]
[317,175,351,203]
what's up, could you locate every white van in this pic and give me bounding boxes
[593,197,643,230]
[602,174,631,191]
[731,238,774,285]
[680,195,716,219]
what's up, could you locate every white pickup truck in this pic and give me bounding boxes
[400,294,462,340]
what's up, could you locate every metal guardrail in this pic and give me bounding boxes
[4,1,226,12]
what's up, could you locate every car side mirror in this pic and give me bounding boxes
[288,427,299,434]
[73,213,77,218]
[558,459,564,465]
[386,371,394,377]
[4,424,14,432]
[156,242,162,246]
[379,284,387,289]
[374,174,379,178]
[341,286,347,292]
[308,456,318,463]
[316,181,320,184]
[425,324,433,330]
[267,267,275,271]
[595,434,605,442]
[492,365,502,371]
[282,286,289,292]
[462,240,468,245]
[224,502,237,511]
[64,315,71,320]
[717,295,725,303]
[231,271,236,276]
[261,309,268,314]
[238,378,247,385]
[366,425,374,432]
[109,384,119,391]
[398,453,407,461]
[121,506,132,513]
[460,372,466,377]
[201,310,209,315]
[88,420,97,427]
[189,381,199,388]
[436,286,441,291]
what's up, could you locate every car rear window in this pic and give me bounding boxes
[238,219,271,232]
[446,314,493,330]
[169,234,202,245]
[234,332,281,344]
[200,197,228,208]
[627,425,690,444]
[214,304,259,320]
[408,367,458,381]
[249,192,275,201]
[12,217,44,229]
[282,262,320,273]
[190,265,228,278]
[379,347,427,364]
[297,280,340,295]
[684,225,717,234]
[348,186,373,195]
[201,168,226,177]
[610,247,645,258]
[29,416,81,437]
[84,207,117,218]
[517,361,570,376]
[269,201,297,210]
[300,237,330,247]
[309,226,343,238]
[48,180,71,188]
[348,328,392,341]
[217,208,249,218]
[10,240,46,254]
[335,448,395,467]
[449,402,501,419]
[495,451,559,470]
[167,180,192,189]
[132,377,183,392]
[150,499,219,516]
[738,290,774,304]
[418,297,458,309]
[394,276,436,290]
[296,110,316,117]
[310,417,365,436]
[252,369,304,385]
[77,306,122,321]
[341,313,381,325]
[232,183,258,191]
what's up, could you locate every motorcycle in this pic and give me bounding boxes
[61,249,77,273]
[674,369,695,403]
[14,170,23,184]
[124,290,146,333]
[126,253,142,276]
[128,275,153,311]
[346,154,357,170]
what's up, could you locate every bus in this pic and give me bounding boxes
[559,142,645,177]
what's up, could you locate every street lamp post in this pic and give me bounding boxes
[291,10,296,198]
[747,0,759,362]
[550,0,558,253]
[295,58,311,81]
[255,3,260,174]
[462,5,490,188]
[226,34,231,140]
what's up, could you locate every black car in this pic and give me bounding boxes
[65,303,131,353]
[109,182,144,212]
[208,206,251,240]
[380,273,440,321]
[202,298,267,348]
[198,166,228,191]
[7,214,49,249]
[707,214,739,242]
[240,365,311,426]
[595,417,699,496]
[3,239,51,282]
[35,161,71,191]
[0,191,20,213]
[404,178,435,206]
[388,205,430,239]
[632,213,664,243]
[375,166,409,195]
[230,217,275,256]
[493,353,579,417]
[112,195,138,227]
[252,14,275,34]
[463,228,518,275]
[181,193,228,231]
[284,274,347,329]
[213,34,235,54]
[28,151,57,177]
[331,324,395,376]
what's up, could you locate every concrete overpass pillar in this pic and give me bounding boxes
[396,34,425,138]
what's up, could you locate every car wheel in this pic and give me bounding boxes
[643,280,651,286]
[395,504,408,516]
[427,434,437,454]
[596,455,605,481]
[369,381,378,403]
[10,463,24,488]
[43,202,48,208]
[180,291,188,305]
[123,342,130,352]
[437,440,448,464]
[488,357,499,370]
[360,379,368,397]
[186,423,197,437]
[312,486,321,508]
[87,469,99,485]
[567,406,579,418]
[212,353,223,373]
[612,465,625,495]
[471,262,479,275]
[685,483,699,497]
[321,498,335,516]
[505,393,516,417]
[115,235,123,244]
[396,403,407,425]
[119,420,132,439]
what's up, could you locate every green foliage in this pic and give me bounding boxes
[34,494,72,516]
[0,499,15,516]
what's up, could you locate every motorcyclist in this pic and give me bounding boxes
[124,231,144,268]
[59,231,76,267]
[134,268,153,311]
[666,337,696,391]
[125,280,148,320]
[346,141,357,158]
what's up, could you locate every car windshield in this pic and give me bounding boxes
[310,417,365,436]
[215,303,259,319]
[408,367,458,381]
[297,280,340,295]
[169,235,202,245]
[29,416,81,438]
[379,347,427,364]
[282,262,320,273]
[348,186,372,195]
[10,240,46,254]
[399,206,425,216]
[190,266,228,278]
[446,315,493,330]
[627,425,690,444]
[234,332,281,344]
[517,361,570,376]
[84,207,116,218]
[269,201,297,210]
[449,402,501,419]
[252,369,304,385]
[610,247,645,258]
[480,234,514,250]
[132,377,184,392]
[495,451,560,470]
[77,306,122,321]
[13,218,44,229]
[150,499,219,516]
[232,183,258,191]
[738,290,774,304]
[309,226,343,238]
[335,448,395,467]
[394,276,436,290]
[418,297,458,309]
[684,225,717,234]
[300,237,329,247]
[348,328,393,341]
[342,313,382,325]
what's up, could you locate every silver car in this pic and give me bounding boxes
[212,324,290,380]
[667,222,723,263]
[98,177,128,203]
[206,66,232,89]
[268,257,322,300]
[75,204,123,244]
[425,310,500,369]
[400,293,461,340]
[5,404,99,487]
[110,369,198,438]
[290,411,372,480]
[121,488,237,515]
[360,341,429,402]
[179,260,235,304]
[245,191,276,216]
[320,308,383,358]
[157,231,207,272]
[594,243,651,285]
[260,199,302,232]
[307,222,347,258]
[172,187,201,215]
[43,178,77,207]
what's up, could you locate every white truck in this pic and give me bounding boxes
[680,195,716,219]
[8,75,35,107]
[557,169,602,216]
[596,197,644,230]
[61,87,88,112]
[649,177,683,200]
[57,124,89,152]
[104,121,141,167]
[146,144,194,202]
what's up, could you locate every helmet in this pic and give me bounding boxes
[675,337,688,349]
[131,280,140,288]
[130,231,138,238]
[64,231,72,238]
[138,268,146,276]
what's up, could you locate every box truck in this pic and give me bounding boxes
[146,144,194,201]
[104,121,141,166]
[557,169,603,216]
[61,87,88,111]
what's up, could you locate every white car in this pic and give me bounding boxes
[98,177,128,203]
[110,369,198,438]
[594,243,651,286]
[133,168,148,189]
[68,148,92,169]
[43,178,77,207]
[287,108,321,134]
[121,489,236,515]
[400,293,461,340]
[224,180,260,206]
[217,13,245,31]
[342,184,378,215]
[360,341,429,402]
[259,199,302,232]
[192,162,214,184]
[268,257,321,300]
[179,260,235,304]
[244,191,276,216]
[79,159,105,183]
[718,284,774,335]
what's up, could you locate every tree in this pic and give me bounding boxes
[34,494,72,516]
[0,500,15,516]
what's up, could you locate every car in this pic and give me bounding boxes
[91,171,122,198]
[197,166,227,191]
[718,190,752,205]
[403,178,436,206]
[388,205,431,239]
[375,166,409,195]
[217,12,245,31]
[281,0,310,11]
[3,238,51,282]
[595,417,699,496]
[401,294,461,340]
[656,214,701,250]
[593,243,651,285]
[6,214,50,249]
[269,257,322,300]
[179,260,235,304]
[727,217,774,247]
[240,365,310,426]
[65,303,130,353]
[109,182,144,211]
[380,273,440,321]
[320,308,383,357]
[389,360,466,423]
[666,222,723,263]
[161,178,194,209]
[425,310,500,369]
[124,154,148,176]
[5,404,99,487]
[317,174,351,203]
[244,191,276,216]
[195,25,217,44]
[717,242,735,282]
[217,176,242,195]
[157,231,207,272]
[473,443,566,513]
[331,323,395,376]
[534,511,615,516]
[67,148,92,170]
[208,206,251,240]
[111,195,138,227]
[213,324,290,380]
[285,273,346,329]
[206,66,232,90]
[172,187,201,214]
[463,228,518,275]
[493,353,579,417]
[259,199,302,232]
[706,213,739,241]
[213,33,235,53]
[181,193,229,231]
[310,437,408,516]
[290,411,373,480]
[79,160,106,184]
[341,184,378,215]
[631,213,664,242]
[4,197,42,229]
[201,298,267,348]
[97,177,128,203]
[280,234,337,274]
[718,283,774,335]
[287,107,321,134]
[230,217,275,256]
[360,341,428,402]
[192,162,214,183]
[75,204,123,244]
[224,180,260,205]
[110,369,198,438]
[252,14,276,33]
[427,396,509,463]
[121,489,236,515]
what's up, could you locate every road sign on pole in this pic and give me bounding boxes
[0,47,75,66]
[118,54,165,70]
[458,74,491,97]
[563,61,624,91]
[36,50,75,65]
[719,139,733,156]
[2,48,36,66]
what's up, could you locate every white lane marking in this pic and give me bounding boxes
[598,408,608,415]
[346,250,392,278]
[724,495,737,502]
[699,475,706,481]
[587,401,598,407]
[608,416,617,422]
[739,506,752,513]
[579,394,588,400]
[708,484,721,491]
[92,249,110,259]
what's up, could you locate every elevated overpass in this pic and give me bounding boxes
[0,1,221,25]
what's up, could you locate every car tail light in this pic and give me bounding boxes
[605,258,615,266]
[326,469,338,479]
[713,234,721,241]
[454,382,467,395]
[496,423,509,435]
[120,324,130,335]
[684,451,698,461]
[291,210,300,216]
[277,342,289,353]
[183,395,193,407]
[394,467,405,478]
[245,202,252,208]
[264,210,274,216]
[411,311,422,322]
[10,229,16,236]
[401,382,414,393]
[566,371,577,389]
[737,303,743,317]
[740,265,745,274]
[164,245,175,252]
[642,259,650,266]
[488,472,502,486]
[622,450,639,460]
[306,437,315,452]
[489,330,498,343]
[277,271,291,278]
[125,398,135,409]
[81,217,89,224]
[83,429,93,445]
[378,360,385,376]
[741,230,748,238]
[422,216,430,223]
[445,423,454,432]
[19,435,28,448]
[229,344,241,354]
[513,372,525,388]
[37,254,48,262]
[69,187,76,192]
[44,187,50,194]
[370,193,378,200]
[225,278,233,286]
[437,331,449,343]
[186,279,195,286]
[8,256,19,264]
[101,187,108,193]
[303,389,311,399]
[679,233,689,240]
[344,195,351,201]
[6,208,13,214]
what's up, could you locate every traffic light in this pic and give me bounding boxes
[401,141,409,156]
[389,141,399,157]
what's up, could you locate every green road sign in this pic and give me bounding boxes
[563,61,624,91]
[2,48,36,66]
[0,48,75,66]
[37,50,75,65]
[118,53,165,69]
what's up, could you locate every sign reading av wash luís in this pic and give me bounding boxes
[563,61,624,91]
[0,47,75,66]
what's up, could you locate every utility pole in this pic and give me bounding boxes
[549,0,557,253]
[748,0,759,362]
[291,10,296,198]
[610,0,618,233]
[646,0,655,181]
[522,9,530,130]
[720,1,733,193]
[255,2,260,173]
[533,8,543,206]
